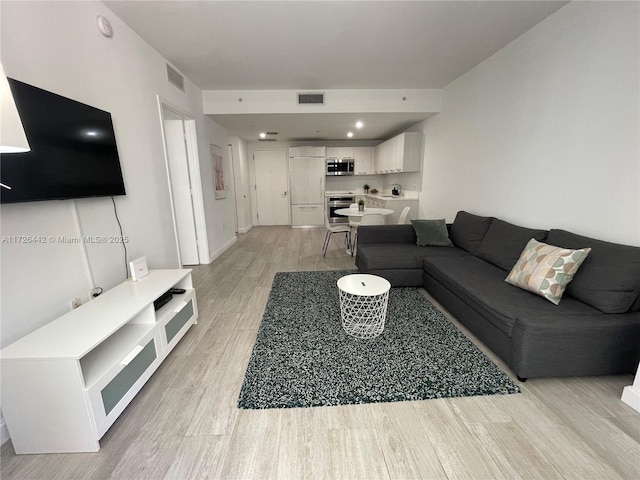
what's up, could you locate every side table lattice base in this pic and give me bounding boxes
[339,289,389,339]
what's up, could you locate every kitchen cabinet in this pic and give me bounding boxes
[291,204,325,226]
[289,146,325,158]
[289,154,325,227]
[289,156,325,205]
[374,138,396,173]
[354,147,374,175]
[374,132,423,174]
[326,146,355,159]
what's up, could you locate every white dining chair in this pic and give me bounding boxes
[348,203,362,239]
[351,213,384,255]
[348,203,361,225]
[398,206,410,224]
[322,216,351,257]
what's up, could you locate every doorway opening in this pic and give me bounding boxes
[158,98,209,265]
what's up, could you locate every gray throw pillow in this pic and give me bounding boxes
[411,219,453,247]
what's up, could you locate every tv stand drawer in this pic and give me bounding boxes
[101,337,157,416]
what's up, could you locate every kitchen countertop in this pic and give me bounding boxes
[325,190,420,200]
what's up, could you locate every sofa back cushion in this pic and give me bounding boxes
[546,229,640,313]
[476,218,548,271]
[449,211,492,254]
[356,224,416,245]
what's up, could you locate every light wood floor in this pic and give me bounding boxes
[2,226,639,479]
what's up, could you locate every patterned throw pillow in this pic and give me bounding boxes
[505,238,591,305]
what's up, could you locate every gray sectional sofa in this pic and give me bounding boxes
[355,211,640,380]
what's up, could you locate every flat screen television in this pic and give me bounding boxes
[0,78,126,204]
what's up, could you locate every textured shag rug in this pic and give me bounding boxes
[238,270,520,409]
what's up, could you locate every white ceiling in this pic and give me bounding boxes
[104,0,569,142]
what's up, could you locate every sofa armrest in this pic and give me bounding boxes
[357,225,416,245]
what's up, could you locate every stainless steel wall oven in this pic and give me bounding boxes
[326,195,355,224]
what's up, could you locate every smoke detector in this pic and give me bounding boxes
[96,15,113,37]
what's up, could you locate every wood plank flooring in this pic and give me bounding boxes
[2,226,639,479]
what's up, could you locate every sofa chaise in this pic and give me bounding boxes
[355,211,640,380]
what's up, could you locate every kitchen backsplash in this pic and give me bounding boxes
[326,174,421,195]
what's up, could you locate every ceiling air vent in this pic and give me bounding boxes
[297,92,324,105]
[258,138,277,142]
[166,63,185,92]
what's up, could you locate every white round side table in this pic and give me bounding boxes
[337,274,391,339]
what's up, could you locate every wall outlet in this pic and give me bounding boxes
[70,297,82,310]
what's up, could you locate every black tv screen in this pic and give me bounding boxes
[0,78,126,204]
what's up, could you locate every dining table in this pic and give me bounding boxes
[334,207,395,254]
[334,207,395,218]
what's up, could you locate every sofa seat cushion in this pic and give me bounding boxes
[423,255,601,337]
[357,244,470,271]
[547,229,640,313]
[510,311,640,377]
[475,218,548,271]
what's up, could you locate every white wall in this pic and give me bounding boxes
[0,0,234,343]
[229,136,253,233]
[0,0,236,443]
[420,1,640,246]
[199,121,237,262]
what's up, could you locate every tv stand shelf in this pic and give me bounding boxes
[0,269,197,454]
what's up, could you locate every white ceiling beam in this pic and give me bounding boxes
[203,89,442,115]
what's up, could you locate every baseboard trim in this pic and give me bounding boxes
[1,418,10,446]
[622,385,640,413]
[208,236,237,263]
[237,223,253,234]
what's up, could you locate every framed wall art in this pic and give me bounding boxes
[211,144,226,199]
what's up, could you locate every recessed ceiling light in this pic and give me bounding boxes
[347,132,354,138]
[355,121,364,129]
[259,132,266,138]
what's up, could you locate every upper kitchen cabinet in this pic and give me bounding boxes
[354,147,374,175]
[374,132,423,174]
[326,146,355,160]
[289,146,325,158]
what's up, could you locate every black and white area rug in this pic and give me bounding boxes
[238,270,520,409]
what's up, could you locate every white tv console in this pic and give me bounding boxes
[1,269,197,454]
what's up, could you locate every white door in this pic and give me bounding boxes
[163,112,200,265]
[254,150,290,225]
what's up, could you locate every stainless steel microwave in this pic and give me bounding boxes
[326,159,354,176]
